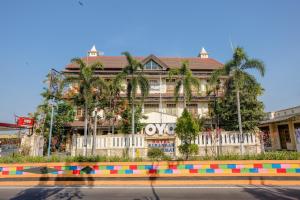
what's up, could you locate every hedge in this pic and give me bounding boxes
[0,151,299,164]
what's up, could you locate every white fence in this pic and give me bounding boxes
[73,132,258,149]
[73,135,145,149]
[193,132,257,146]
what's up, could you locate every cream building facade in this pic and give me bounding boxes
[64,46,262,157]
[260,106,300,152]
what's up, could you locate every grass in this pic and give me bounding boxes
[0,151,299,164]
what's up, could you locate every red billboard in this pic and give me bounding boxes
[17,117,34,127]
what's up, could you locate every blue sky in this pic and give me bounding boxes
[0,0,300,123]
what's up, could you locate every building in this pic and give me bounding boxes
[63,46,261,157]
[260,106,300,152]
[64,46,224,121]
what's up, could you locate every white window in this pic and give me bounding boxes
[201,80,207,92]
[187,104,198,116]
[166,79,176,93]
[144,104,159,113]
[149,80,160,91]
[166,104,177,115]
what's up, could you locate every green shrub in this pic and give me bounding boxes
[147,148,165,161]
[178,143,199,160]
[0,151,299,163]
[162,155,173,161]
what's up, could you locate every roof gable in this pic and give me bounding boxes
[141,54,169,70]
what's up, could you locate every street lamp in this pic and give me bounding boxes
[47,68,62,157]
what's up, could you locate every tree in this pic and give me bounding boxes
[168,61,200,108]
[175,108,200,160]
[210,47,265,154]
[214,75,265,131]
[35,100,75,154]
[119,52,149,158]
[120,105,147,134]
[105,74,125,134]
[63,58,105,156]
[34,72,75,154]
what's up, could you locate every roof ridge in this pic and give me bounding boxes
[80,55,221,59]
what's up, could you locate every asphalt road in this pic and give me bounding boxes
[0,186,300,200]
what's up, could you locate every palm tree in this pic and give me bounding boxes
[105,74,125,134]
[210,47,265,155]
[119,52,149,159]
[64,58,105,156]
[168,60,200,109]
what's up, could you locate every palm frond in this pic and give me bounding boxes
[90,61,103,71]
[71,57,86,71]
[233,46,247,65]
[91,77,107,90]
[209,68,225,85]
[174,80,182,102]
[122,51,135,70]
[190,76,200,94]
[168,68,179,79]
[224,60,236,75]
[183,78,192,102]
[126,81,132,101]
[63,76,80,85]
[241,59,265,77]
[137,62,144,71]
[137,74,149,100]
[131,78,138,99]
[180,60,189,75]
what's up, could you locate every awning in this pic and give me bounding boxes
[0,122,26,131]
[260,114,300,125]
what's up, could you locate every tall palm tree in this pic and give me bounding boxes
[168,60,200,109]
[210,47,265,155]
[105,74,125,134]
[119,52,149,159]
[64,58,105,156]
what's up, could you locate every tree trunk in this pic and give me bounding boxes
[109,99,112,133]
[131,99,135,159]
[112,109,115,134]
[47,100,55,157]
[92,110,97,156]
[84,103,88,156]
[186,142,189,160]
[236,89,243,155]
[183,82,187,109]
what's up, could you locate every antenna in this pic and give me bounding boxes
[229,35,234,53]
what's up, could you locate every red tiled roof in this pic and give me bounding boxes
[64,55,223,71]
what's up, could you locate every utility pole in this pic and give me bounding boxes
[47,68,62,157]
[47,98,55,157]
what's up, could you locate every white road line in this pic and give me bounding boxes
[0,186,300,189]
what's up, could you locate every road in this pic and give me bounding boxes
[0,186,300,200]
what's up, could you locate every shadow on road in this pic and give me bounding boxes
[243,185,300,200]
[132,161,161,200]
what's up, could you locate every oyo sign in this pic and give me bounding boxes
[145,123,176,136]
